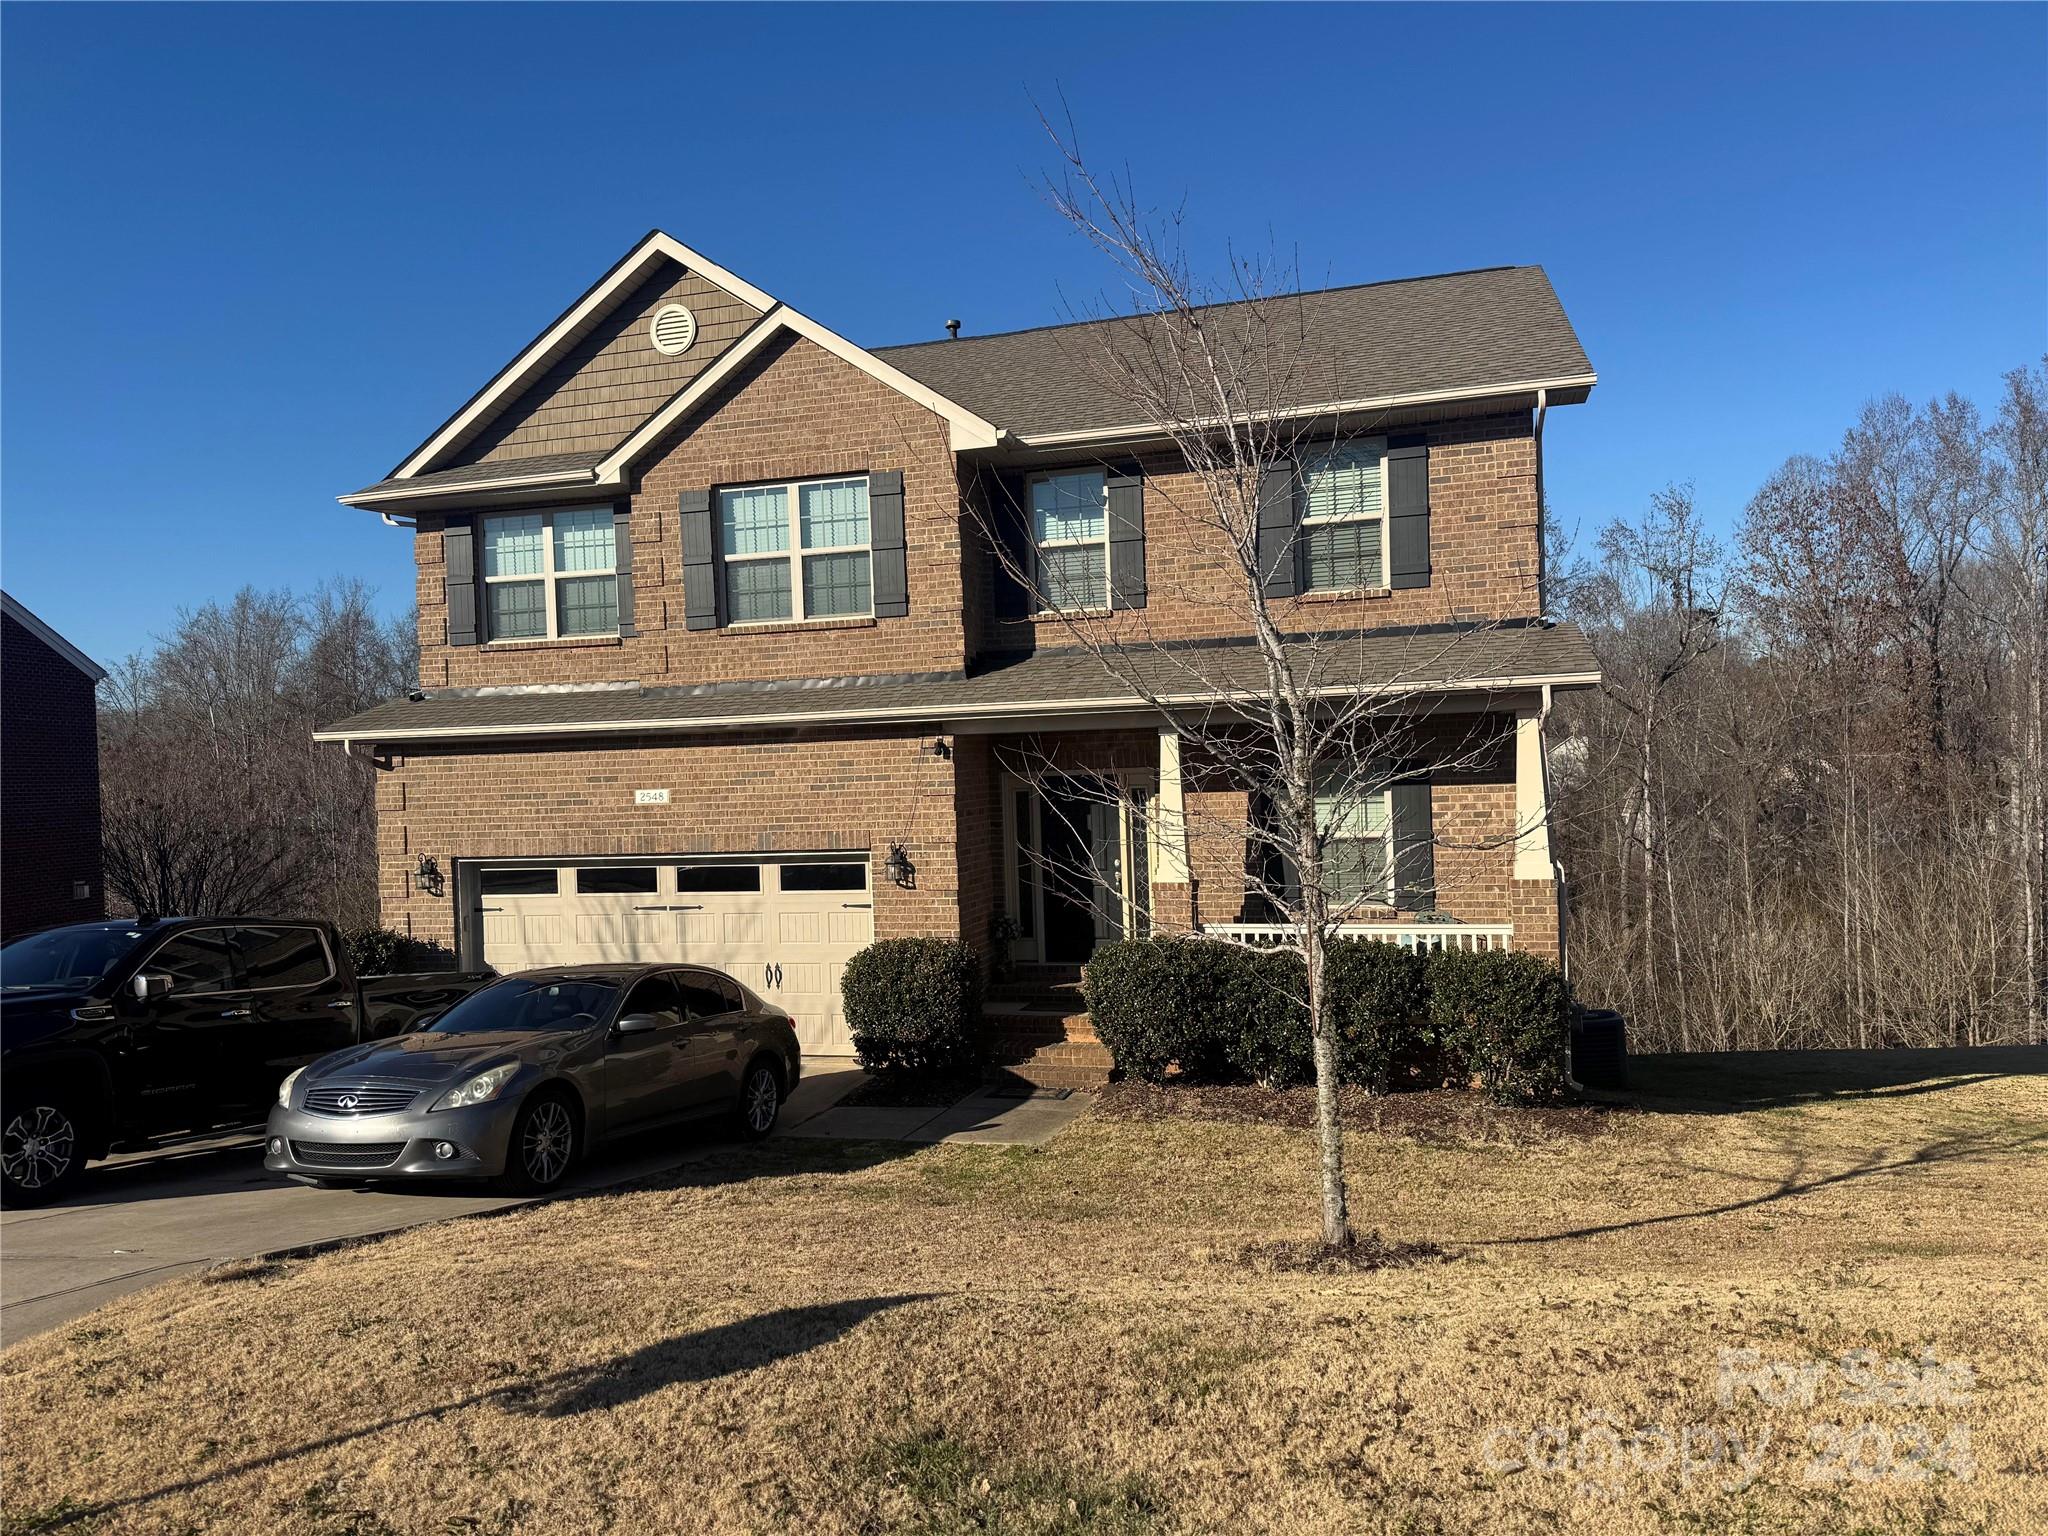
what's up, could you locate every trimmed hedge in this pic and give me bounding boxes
[343,925,457,978]
[1085,936,1568,1103]
[842,938,985,1077]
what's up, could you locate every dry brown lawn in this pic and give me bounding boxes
[3,1048,2045,1535]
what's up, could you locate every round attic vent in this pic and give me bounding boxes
[650,303,698,356]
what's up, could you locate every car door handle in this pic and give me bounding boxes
[217,1008,252,1019]
[326,999,356,1010]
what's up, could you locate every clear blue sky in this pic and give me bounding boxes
[3,3,2041,667]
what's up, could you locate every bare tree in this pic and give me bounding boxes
[971,121,1532,1249]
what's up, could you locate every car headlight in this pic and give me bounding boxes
[277,1067,303,1108]
[431,1063,518,1112]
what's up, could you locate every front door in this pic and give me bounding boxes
[1013,777,1152,965]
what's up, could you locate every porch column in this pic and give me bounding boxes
[1512,705,1553,880]
[1152,723,1191,884]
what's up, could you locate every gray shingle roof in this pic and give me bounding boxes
[316,622,1597,744]
[872,266,1593,441]
[347,450,607,503]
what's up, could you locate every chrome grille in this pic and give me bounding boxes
[289,1141,405,1170]
[304,1083,421,1117]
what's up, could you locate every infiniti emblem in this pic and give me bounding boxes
[337,1094,360,1111]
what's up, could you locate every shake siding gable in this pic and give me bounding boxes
[452,261,767,468]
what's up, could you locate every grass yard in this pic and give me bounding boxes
[3,1048,2045,1535]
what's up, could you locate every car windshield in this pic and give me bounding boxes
[0,926,150,991]
[417,977,616,1035]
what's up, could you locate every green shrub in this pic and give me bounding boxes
[1221,947,1314,1088]
[1084,938,1248,1083]
[842,938,985,1077]
[1323,939,1430,1091]
[344,925,457,978]
[1425,947,1571,1104]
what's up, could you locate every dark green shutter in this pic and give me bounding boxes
[1391,778,1436,910]
[1107,469,1146,609]
[869,470,908,618]
[443,516,478,646]
[612,502,637,636]
[1257,465,1299,599]
[989,472,1034,623]
[679,489,719,631]
[1387,441,1431,589]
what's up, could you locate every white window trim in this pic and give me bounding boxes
[1025,468,1112,615]
[480,507,619,642]
[1299,437,1391,595]
[720,474,875,627]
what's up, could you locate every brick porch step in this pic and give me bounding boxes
[984,1004,1111,1089]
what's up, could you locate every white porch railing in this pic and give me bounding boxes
[1200,922,1514,953]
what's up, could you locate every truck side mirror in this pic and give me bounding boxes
[131,972,173,1002]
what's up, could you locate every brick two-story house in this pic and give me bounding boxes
[318,231,1599,1062]
[2,592,107,940]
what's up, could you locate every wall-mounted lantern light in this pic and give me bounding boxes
[881,843,916,889]
[414,855,444,897]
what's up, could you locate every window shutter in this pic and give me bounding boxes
[990,473,1034,622]
[612,502,638,637]
[869,469,908,618]
[1107,469,1146,610]
[1391,778,1436,910]
[1387,440,1431,589]
[442,516,478,646]
[679,489,719,631]
[1257,465,1300,599]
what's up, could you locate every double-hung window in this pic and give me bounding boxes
[1316,767,1393,907]
[1029,469,1109,612]
[718,475,872,624]
[480,508,618,640]
[1300,439,1388,593]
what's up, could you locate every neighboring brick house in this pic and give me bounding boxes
[319,231,1599,1065]
[2,593,107,939]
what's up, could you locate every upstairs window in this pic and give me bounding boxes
[1300,440,1387,593]
[719,475,872,624]
[1029,469,1109,612]
[480,508,618,640]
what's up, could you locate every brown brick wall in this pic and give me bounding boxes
[1,612,104,938]
[976,412,1542,659]
[376,728,962,956]
[415,333,964,691]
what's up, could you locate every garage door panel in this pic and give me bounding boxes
[478,861,873,1055]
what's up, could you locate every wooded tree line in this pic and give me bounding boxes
[98,582,416,930]
[1553,361,2047,1051]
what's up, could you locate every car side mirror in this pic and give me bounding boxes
[131,972,173,1002]
[614,1012,664,1036]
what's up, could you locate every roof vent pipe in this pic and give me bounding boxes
[945,319,961,340]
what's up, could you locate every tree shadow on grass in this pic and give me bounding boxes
[1493,1127,2047,1247]
[27,1293,936,1531]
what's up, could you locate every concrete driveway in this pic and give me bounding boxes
[1,1062,866,1343]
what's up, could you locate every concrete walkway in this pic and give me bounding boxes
[781,1086,1090,1148]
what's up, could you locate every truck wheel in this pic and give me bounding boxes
[1,1089,88,1207]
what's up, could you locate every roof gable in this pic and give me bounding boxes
[1,592,107,682]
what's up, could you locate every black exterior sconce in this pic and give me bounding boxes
[882,843,917,889]
[414,855,445,897]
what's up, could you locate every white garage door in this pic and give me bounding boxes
[470,858,873,1056]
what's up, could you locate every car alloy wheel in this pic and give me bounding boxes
[520,1099,575,1187]
[3,1104,78,1194]
[744,1066,779,1136]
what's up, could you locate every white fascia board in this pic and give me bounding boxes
[338,467,601,510]
[0,592,107,681]
[311,671,1603,747]
[389,231,780,482]
[1008,373,1600,451]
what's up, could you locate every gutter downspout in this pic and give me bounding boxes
[380,513,419,530]
[1533,387,1550,618]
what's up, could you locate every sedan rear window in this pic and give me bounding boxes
[420,977,618,1034]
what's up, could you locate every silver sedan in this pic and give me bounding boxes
[265,964,801,1192]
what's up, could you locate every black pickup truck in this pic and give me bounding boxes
[0,917,494,1204]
